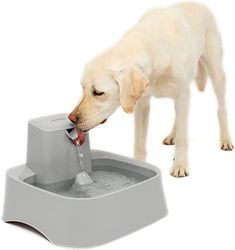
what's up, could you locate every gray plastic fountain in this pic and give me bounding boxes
[2,113,167,248]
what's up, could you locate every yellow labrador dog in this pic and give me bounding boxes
[69,2,233,177]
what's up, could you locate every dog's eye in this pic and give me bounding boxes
[92,89,104,96]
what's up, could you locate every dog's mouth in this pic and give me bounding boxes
[100,119,107,124]
[79,119,108,133]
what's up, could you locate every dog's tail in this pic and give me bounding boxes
[195,61,207,92]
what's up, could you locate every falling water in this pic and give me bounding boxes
[65,128,94,185]
[76,145,86,172]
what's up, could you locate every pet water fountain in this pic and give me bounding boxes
[2,113,167,248]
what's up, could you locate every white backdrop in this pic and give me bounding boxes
[0,0,235,249]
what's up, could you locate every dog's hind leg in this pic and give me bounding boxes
[134,95,150,161]
[196,60,207,92]
[203,28,233,151]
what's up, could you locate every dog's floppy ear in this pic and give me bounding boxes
[114,67,150,113]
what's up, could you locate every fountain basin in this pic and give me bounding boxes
[2,114,167,248]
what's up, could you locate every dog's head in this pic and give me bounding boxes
[69,64,150,131]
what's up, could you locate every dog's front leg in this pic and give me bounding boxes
[134,96,150,161]
[163,115,176,145]
[171,89,190,177]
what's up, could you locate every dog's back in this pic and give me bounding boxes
[134,2,220,91]
[140,2,216,30]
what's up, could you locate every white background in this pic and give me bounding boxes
[0,0,235,249]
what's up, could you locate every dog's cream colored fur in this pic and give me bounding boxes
[70,2,233,177]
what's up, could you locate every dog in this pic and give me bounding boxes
[68,2,233,177]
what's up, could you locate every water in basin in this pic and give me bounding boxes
[34,168,146,198]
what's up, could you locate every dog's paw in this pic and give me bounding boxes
[163,136,175,145]
[170,166,189,178]
[221,140,234,151]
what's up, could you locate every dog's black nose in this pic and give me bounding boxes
[68,113,79,124]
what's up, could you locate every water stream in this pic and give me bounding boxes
[76,144,86,172]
